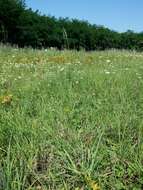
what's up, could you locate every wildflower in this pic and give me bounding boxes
[106,59,111,63]
[105,71,110,74]
[84,174,100,190]
[18,76,22,79]
[36,185,42,190]
[1,95,13,105]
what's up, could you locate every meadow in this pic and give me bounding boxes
[0,46,143,190]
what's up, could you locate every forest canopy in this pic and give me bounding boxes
[0,0,143,50]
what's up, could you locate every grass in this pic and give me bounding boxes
[0,45,143,189]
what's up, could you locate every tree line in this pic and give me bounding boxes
[0,0,143,50]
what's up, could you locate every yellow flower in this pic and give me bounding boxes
[84,174,100,190]
[89,181,100,190]
[1,95,13,105]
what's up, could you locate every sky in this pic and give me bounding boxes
[25,0,143,33]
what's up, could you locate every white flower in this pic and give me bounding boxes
[105,71,110,74]
[75,81,79,84]
[106,59,111,63]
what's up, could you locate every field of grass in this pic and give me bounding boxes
[0,46,143,190]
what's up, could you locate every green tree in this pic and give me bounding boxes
[0,0,25,43]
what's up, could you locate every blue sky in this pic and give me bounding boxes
[25,0,143,32]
